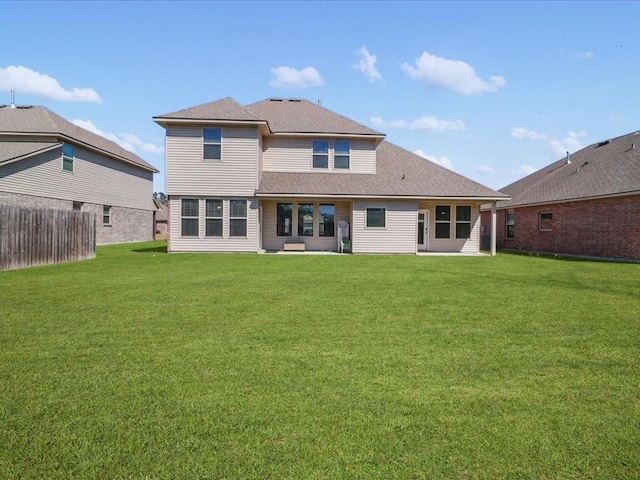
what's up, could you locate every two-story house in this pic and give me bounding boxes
[153,97,507,254]
[0,104,158,245]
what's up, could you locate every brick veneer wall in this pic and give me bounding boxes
[481,194,640,261]
[0,192,154,245]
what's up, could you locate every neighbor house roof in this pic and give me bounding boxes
[154,97,384,137]
[495,130,640,208]
[257,141,508,200]
[0,105,158,173]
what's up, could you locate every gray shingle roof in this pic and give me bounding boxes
[155,97,384,136]
[257,141,508,200]
[0,106,158,172]
[497,130,640,208]
[246,98,384,136]
[154,97,262,123]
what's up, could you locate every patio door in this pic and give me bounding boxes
[418,210,429,251]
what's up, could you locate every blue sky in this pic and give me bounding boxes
[2,1,639,192]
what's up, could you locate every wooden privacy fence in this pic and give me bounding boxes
[0,205,96,271]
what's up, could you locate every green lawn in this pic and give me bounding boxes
[1,242,638,479]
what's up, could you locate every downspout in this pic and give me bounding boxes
[490,202,497,257]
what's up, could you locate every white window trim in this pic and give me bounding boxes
[229,199,248,238]
[203,127,222,161]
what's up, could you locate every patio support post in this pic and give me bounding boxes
[490,201,497,257]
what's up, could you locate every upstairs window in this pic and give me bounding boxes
[62,143,74,172]
[229,199,247,237]
[539,212,552,231]
[313,140,329,168]
[435,205,451,238]
[203,127,222,160]
[456,206,472,239]
[205,199,223,237]
[181,199,199,237]
[334,140,350,169]
[506,210,515,239]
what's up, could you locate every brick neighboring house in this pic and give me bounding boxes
[0,104,159,245]
[481,130,640,261]
[154,97,508,254]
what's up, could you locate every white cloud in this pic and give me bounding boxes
[549,131,586,157]
[577,51,594,59]
[0,65,101,103]
[72,119,164,154]
[269,66,324,89]
[511,127,586,158]
[354,46,382,82]
[414,149,454,170]
[511,164,539,177]
[371,115,465,132]
[510,127,547,141]
[401,51,506,95]
[473,165,496,174]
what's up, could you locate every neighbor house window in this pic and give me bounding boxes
[506,210,515,239]
[298,203,314,236]
[62,143,74,172]
[539,212,552,231]
[366,207,386,228]
[203,127,222,160]
[319,204,335,237]
[72,201,83,211]
[277,203,293,236]
[181,198,199,237]
[313,140,329,168]
[229,199,247,237]
[435,205,451,238]
[103,205,111,225]
[205,199,223,237]
[456,206,472,239]
[334,140,350,169]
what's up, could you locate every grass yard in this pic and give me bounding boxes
[0,241,638,479]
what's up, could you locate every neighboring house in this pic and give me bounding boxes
[0,104,159,245]
[154,199,169,238]
[153,97,508,254]
[480,130,640,261]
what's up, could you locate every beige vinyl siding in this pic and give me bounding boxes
[262,138,376,173]
[419,201,480,253]
[168,196,259,252]
[352,200,417,254]
[165,125,259,196]
[260,200,350,252]
[0,146,153,210]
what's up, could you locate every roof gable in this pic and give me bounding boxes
[0,105,157,173]
[245,98,384,136]
[154,97,262,122]
[499,130,640,207]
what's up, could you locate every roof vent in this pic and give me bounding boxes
[565,151,571,165]
[596,139,611,147]
[269,98,283,102]
[9,89,16,108]
[287,99,301,102]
